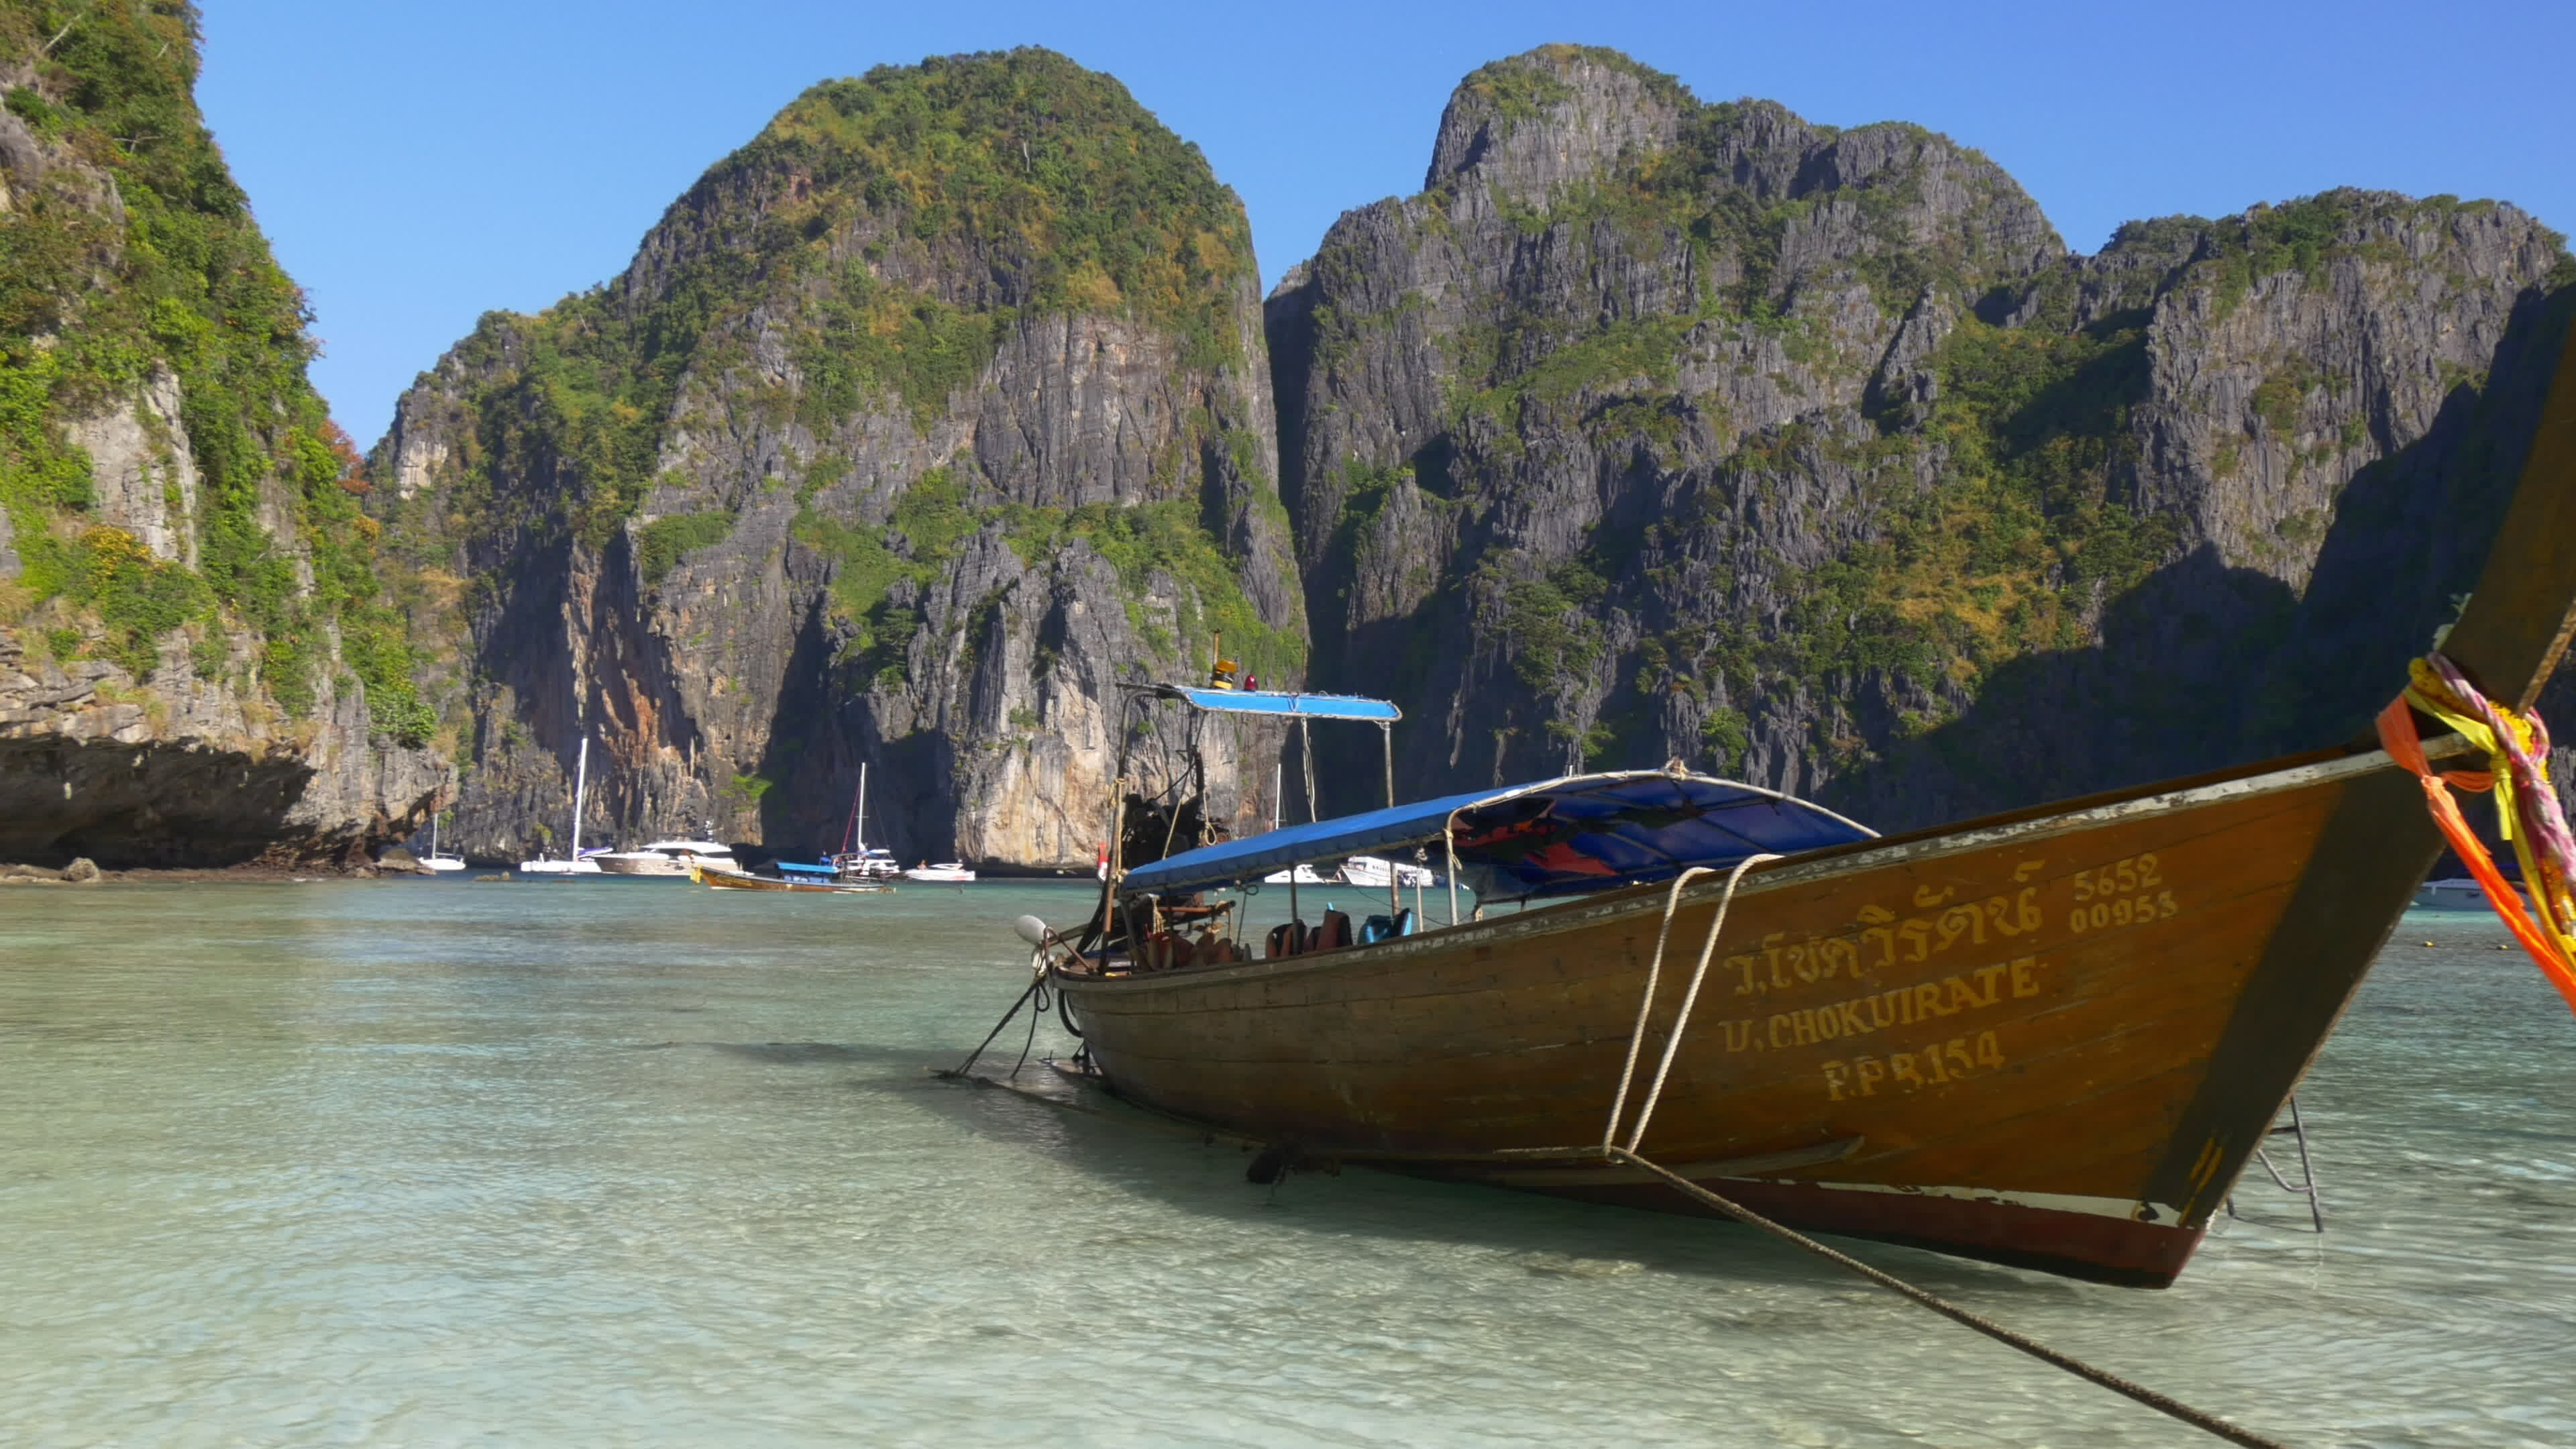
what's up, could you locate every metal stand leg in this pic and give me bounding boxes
[2224,1094,2325,1232]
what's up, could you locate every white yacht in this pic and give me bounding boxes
[1260,862,1338,885]
[420,811,465,873]
[835,847,900,881]
[594,839,737,877]
[831,765,902,881]
[903,861,977,883]
[1338,853,1439,890]
[2415,877,2522,909]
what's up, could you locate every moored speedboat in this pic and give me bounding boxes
[1259,862,1336,885]
[2414,876,2530,910]
[594,839,737,877]
[904,862,976,883]
[1338,853,1438,890]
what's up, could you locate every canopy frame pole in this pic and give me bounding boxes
[1287,721,1301,931]
[1301,718,1320,822]
[1089,691,1148,959]
[1444,819,1461,926]
[1381,720,1399,918]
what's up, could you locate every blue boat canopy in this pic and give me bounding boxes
[1119,770,1875,899]
[1133,684,1402,722]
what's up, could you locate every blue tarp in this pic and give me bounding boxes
[778,861,837,876]
[1122,785,1503,894]
[1148,685,1403,721]
[1119,771,1875,898]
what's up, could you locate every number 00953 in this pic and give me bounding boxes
[2070,890,2178,933]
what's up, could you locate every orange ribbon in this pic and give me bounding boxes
[2377,695,2576,1014]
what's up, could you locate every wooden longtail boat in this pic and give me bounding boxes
[1031,323,2576,1289]
[688,861,893,894]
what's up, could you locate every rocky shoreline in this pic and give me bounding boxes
[0,857,419,885]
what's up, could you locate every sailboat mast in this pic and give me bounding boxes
[857,763,870,850]
[571,737,588,859]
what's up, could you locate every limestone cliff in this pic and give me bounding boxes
[1271,44,2575,828]
[378,50,1301,867]
[0,3,444,867]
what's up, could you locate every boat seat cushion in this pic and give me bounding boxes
[1311,910,1352,953]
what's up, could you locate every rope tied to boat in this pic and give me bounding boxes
[2377,651,2576,1014]
[1582,856,2292,1448]
[942,932,1072,1081]
[1605,854,1780,1152]
[1603,1149,2290,1449]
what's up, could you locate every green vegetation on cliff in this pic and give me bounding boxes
[1309,49,2102,759]
[790,466,1301,688]
[0,1,429,742]
[1287,46,2574,806]
[431,48,1261,551]
[1606,315,2176,763]
[762,51,1252,355]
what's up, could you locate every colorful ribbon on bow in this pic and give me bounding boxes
[2375,653,2576,1016]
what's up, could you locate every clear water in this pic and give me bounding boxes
[1,879,2570,1447]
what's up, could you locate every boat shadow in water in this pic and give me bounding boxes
[633,1038,2105,1300]
[889,1053,2105,1304]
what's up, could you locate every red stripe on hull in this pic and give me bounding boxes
[1449,1173,2204,1287]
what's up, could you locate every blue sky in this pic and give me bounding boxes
[194,0,2574,447]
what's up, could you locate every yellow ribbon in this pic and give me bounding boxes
[2397,658,2576,961]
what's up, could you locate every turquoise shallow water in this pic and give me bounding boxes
[1,878,2571,1447]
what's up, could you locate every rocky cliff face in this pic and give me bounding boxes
[378,50,1301,867]
[0,7,444,867]
[1271,44,2575,829]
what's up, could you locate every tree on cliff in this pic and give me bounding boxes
[0,0,443,867]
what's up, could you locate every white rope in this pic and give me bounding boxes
[1603,853,1780,1154]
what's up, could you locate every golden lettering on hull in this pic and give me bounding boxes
[1824,1032,2008,1101]
[1729,883,2045,1001]
[2066,851,2178,934]
[1689,845,2197,1098]
[2070,890,2178,934]
[1723,955,2045,1055]
[1729,851,2190,1004]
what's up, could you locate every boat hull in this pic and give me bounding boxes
[1057,746,2447,1286]
[692,865,891,894]
[596,855,708,877]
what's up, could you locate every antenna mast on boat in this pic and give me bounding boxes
[844,763,870,855]
[570,737,589,861]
